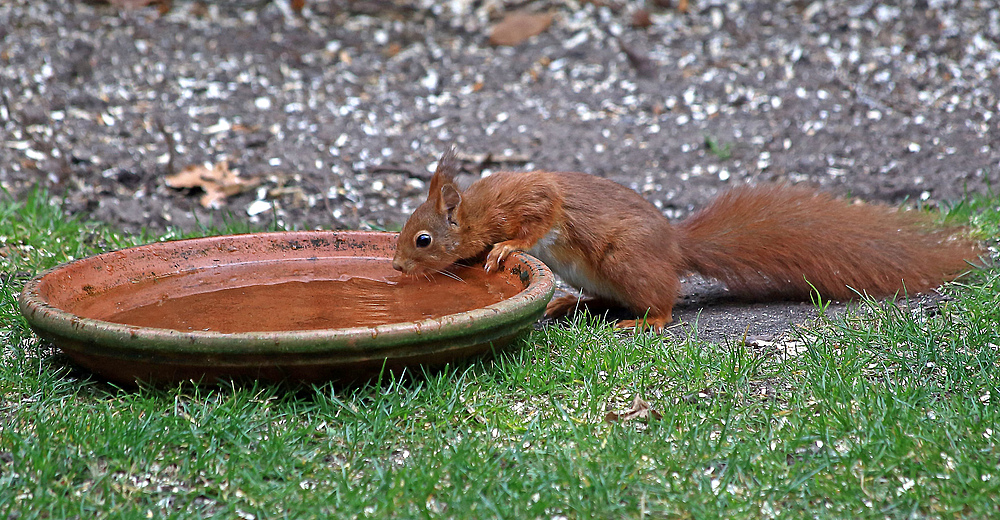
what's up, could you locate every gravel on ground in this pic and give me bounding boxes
[2,0,996,340]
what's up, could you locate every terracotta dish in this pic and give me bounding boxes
[18,231,554,386]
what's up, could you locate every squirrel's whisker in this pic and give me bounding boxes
[436,269,465,283]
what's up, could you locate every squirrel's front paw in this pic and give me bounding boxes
[484,241,520,272]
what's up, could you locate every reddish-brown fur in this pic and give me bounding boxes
[393,150,981,331]
[676,185,976,301]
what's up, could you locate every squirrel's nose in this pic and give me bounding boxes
[391,257,404,272]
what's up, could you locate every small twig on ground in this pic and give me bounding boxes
[592,20,657,78]
[455,151,531,165]
[459,151,532,176]
[303,178,333,216]
[155,116,176,176]
[371,152,530,180]
[369,164,428,178]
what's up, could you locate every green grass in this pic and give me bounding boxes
[703,134,733,161]
[1,189,998,519]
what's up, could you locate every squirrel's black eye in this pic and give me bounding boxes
[415,232,432,248]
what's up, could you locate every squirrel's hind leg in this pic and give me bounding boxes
[544,294,584,318]
[544,295,619,320]
[595,254,681,333]
[544,294,674,333]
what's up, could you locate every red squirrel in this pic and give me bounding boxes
[391,148,980,331]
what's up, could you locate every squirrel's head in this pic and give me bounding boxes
[392,148,467,276]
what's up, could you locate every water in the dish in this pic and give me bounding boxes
[107,266,520,333]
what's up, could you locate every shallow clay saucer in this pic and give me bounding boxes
[18,231,554,386]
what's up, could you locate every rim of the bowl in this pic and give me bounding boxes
[17,231,555,356]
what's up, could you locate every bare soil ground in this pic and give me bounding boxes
[2,0,996,341]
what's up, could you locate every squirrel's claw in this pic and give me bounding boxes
[485,241,520,272]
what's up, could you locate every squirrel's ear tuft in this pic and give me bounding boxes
[427,146,460,200]
[435,146,459,181]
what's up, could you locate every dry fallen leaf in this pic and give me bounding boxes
[105,0,171,14]
[604,395,662,424]
[489,11,554,47]
[649,0,690,12]
[165,161,260,209]
[631,8,653,28]
[384,42,402,59]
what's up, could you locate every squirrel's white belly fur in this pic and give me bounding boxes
[527,227,620,301]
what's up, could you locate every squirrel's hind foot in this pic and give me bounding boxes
[616,315,673,333]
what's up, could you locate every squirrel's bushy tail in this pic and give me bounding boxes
[676,185,980,300]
